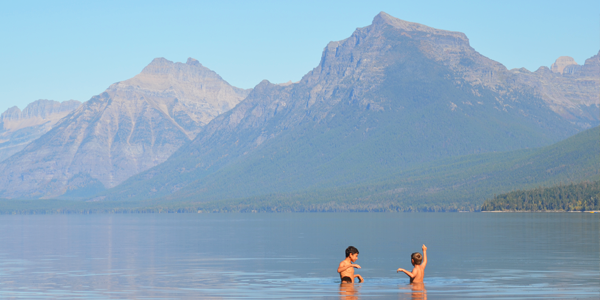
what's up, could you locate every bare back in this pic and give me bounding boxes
[410,264,425,283]
[398,245,428,284]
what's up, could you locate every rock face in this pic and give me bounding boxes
[551,56,578,74]
[371,14,599,129]
[510,53,599,129]
[102,12,588,202]
[0,58,249,198]
[0,99,81,162]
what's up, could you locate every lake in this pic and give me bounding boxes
[0,213,598,299]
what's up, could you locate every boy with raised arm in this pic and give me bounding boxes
[397,244,427,283]
[337,246,363,283]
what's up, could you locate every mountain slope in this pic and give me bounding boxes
[100,12,585,202]
[351,125,600,208]
[509,52,599,129]
[0,58,249,199]
[185,125,600,212]
[1,126,595,214]
[0,99,81,162]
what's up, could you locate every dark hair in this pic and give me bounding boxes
[411,252,423,265]
[345,246,359,257]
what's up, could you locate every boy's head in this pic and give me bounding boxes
[345,246,359,262]
[411,252,423,265]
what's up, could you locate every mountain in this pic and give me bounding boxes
[0,58,250,199]
[99,12,591,203]
[338,125,600,210]
[0,99,81,162]
[149,125,600,212]
[510,53,599,129]
[171,125,600,212]
[1,126,596,214]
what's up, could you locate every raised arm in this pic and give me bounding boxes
[421,244,428,268]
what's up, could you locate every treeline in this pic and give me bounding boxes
[481,181,600,212]
[0,195,480,215]
[4,181,598,215]
[190,198,479,213]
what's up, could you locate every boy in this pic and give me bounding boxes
[337,246,364,283]
[397,244,427,283]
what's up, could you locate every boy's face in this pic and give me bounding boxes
[349,253,358,262]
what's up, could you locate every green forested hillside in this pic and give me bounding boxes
[481,181,600,211]
[161,125,598,212]
[4,126,593,214]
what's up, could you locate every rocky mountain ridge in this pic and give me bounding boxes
[1,99,81,122]
[550,56,579,74]
[100,12,587,202]
[0,12,596,201]
[0,58,249,198]
[509,53,599,129]
[0,99,81,162]
[373,12,599,129]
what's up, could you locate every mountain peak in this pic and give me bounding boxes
[0,106,21,122]
[1,99,81,122]
[0,99,81,162]
[372,11,468,43]
[0,56,251,198]
[186,57,202,66]
[148,57,172,66]
[135,57,221,82]
[551,56,578,74]
[140,57,176,74]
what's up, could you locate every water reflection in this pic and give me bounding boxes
[0,213,597,299]
[410,282,427,300]
[397,282,427,300]
[339,282,359,299]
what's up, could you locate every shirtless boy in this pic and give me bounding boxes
[397,244,427,283]
[337,246,363,283]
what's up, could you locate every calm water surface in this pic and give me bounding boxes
[0,213,598,299]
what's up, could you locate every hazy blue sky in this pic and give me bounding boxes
[1,0,598,113]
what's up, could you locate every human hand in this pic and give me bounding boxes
[356,274,364,282]
[422,244,427,251]
[353,264,361,269]
[397,268,404,273]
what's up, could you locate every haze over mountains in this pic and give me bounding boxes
[99,12,598,203]
[0,99,81,162]
[513,52,599,129]
[0,58,249,198]
[0,12,597,204]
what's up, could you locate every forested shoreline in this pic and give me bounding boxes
[481,181,600,212]
[0,197,479,214]
[2,181,599,214]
